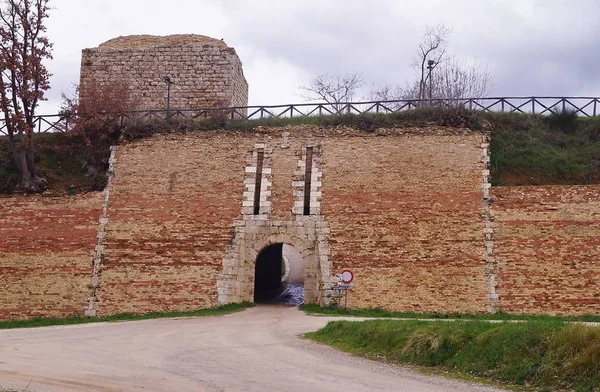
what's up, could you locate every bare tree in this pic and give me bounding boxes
[433,57,493,100]
[60,80,137,188]
[0,0,52,192]
[413,24,450,101]
[366,82,408,110]
[300,72,364,113]
[370,24,493,106]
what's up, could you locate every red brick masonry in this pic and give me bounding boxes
[1,127,599,319]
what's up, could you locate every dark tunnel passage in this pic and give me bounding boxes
[254,243,284,303]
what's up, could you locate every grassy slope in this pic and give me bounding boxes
[489,114,600,186]
[300,304,600,323]
[0,132,97,194]
[0,302,253,330]
[2,109,600,193]
[306,319,600,392]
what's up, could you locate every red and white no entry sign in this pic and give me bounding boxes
[339,269,354,284]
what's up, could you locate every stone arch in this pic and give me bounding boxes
[247,234,318,304]
[247,233,314,260]
[217,221,336,306]
[282,244,304,284]
[252,241,306,304]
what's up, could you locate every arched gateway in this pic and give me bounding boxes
[254,243,303,303]
[217,142,338,305]
[216,224,337,305]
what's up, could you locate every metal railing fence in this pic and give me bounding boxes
[1,96,599,135]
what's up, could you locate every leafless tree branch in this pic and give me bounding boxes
[299,72,365,113]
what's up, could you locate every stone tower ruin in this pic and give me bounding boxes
[79,34,248,113]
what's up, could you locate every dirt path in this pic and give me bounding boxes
[0,306,507,392]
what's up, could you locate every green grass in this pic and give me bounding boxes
[2,108,600,193]
[0,132,99,194]
[306,319,600,391]
[0,302,253,330]
[490,114,600,185]
[300,303,600,323]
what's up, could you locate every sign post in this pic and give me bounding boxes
[334,269,354,309]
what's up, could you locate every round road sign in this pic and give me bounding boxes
[340,269,354,284]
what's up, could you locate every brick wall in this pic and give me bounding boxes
[0,194,101,319]
[492,185,600,315]
[97,133,248,315]
[321,129,488,313]
[3,127,599,320]
[97,126,489,315]
[80,34,248,112]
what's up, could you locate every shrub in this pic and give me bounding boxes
[308,320,600,391]
[61,81,139,187]
[546,107,579,133]
[542,324,600,390]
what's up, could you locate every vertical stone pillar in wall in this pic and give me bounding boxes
[218,142,335,306]
[242,143,272,220]
[293,143,323,217]
[291,143,335,304]
[218,143,272,304]
[481,134,498,313]
[85,146,118,317]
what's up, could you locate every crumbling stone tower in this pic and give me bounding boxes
[79,34,248,112]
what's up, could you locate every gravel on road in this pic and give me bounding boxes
[0,306,509,392]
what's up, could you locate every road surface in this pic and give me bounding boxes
[0,306,507,392]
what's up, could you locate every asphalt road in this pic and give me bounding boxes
[0,306,508,392]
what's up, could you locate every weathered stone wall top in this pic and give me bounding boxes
[80,34,248,113]
[98,34,228,50]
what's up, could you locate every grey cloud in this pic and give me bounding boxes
[36,0,600,113]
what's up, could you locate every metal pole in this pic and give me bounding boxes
[164,76,175,119]
[344,288,348,309]
[167,83,171,114]
[429,69,433,101]
[427,60,435,104]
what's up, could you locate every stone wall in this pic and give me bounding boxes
[2,126,600,320]
[492,185,600,315]
[0,194,101,319]
[80,34,248,113]
[322,129,489,313]
[93,126,490,315]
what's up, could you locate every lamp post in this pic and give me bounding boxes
[164,76,175,118]
[427,60,435,103]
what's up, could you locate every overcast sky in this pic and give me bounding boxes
[39,0,599,114]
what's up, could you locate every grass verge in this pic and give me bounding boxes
[2,108,600,193]
[0,302,253,330]
[306,319,600,392]
[0,132,101,194]
[299,304,600,323]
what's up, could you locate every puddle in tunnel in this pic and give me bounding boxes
[268,283,304,306]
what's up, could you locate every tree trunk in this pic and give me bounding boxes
[14,144,47,193]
